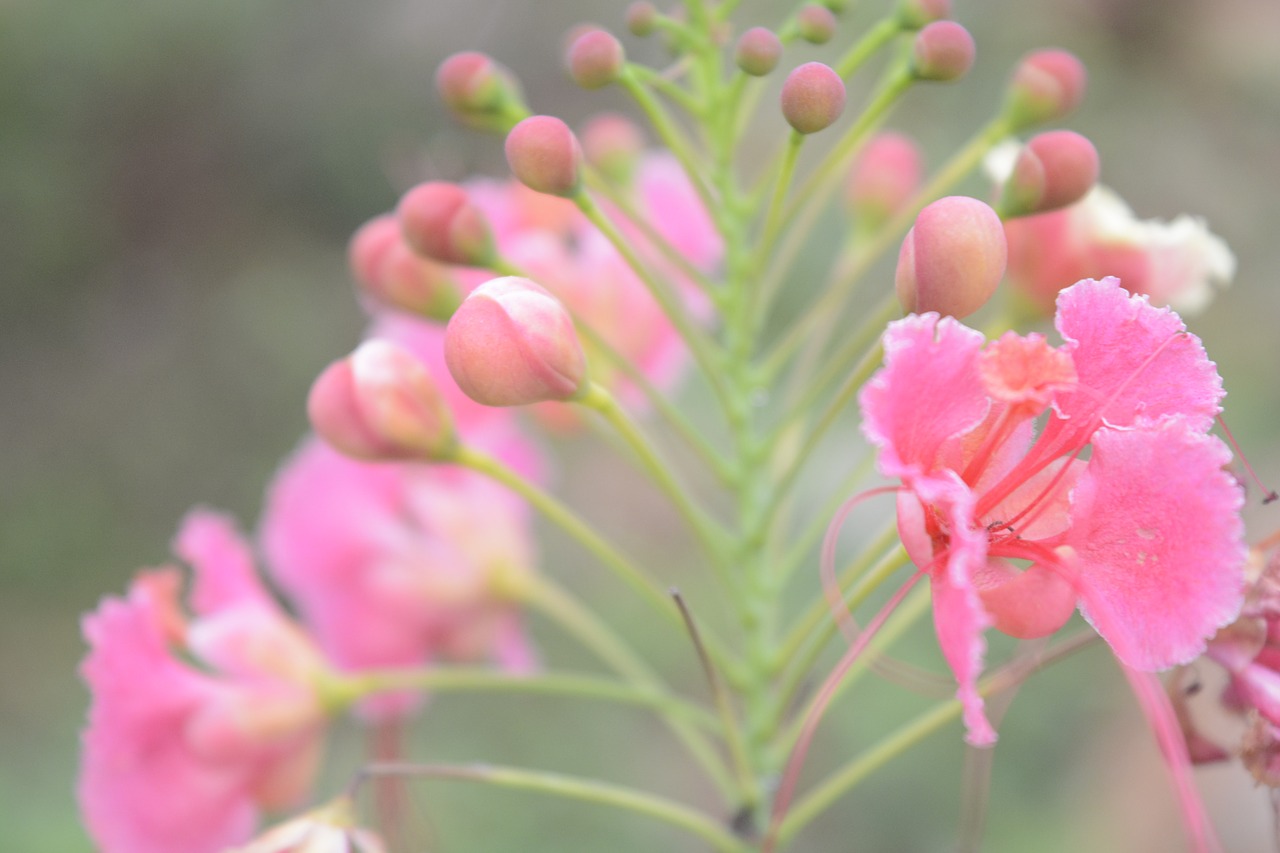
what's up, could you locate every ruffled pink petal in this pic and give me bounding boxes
[176,509,270,617]
[1069,419,1245,670]
[79,587,259,853]
[1051,278,1223,434]
[861,314,991,480]
[914,472,996,745]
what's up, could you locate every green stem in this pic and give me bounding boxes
[579,383,731,569]
[619,67,718,213]
[575,190,732,412]
[324,667,717,731]
[453,446,677,627]
[628,62,705,115]
[834,17,903,78]
[775,632,1101,845]
[358,762,749,853]
[526,576,740,799]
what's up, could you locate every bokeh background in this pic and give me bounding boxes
[4,0,1280,849]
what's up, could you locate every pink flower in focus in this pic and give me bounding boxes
[78,511,330,853]
[261,440,538,720]
[860,277,1245,744]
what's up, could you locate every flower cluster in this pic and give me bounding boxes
[74,0,1265,850]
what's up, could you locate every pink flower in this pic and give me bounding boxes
[860,277,1245,744]
[78,511,330,853]
[261,439,539,720]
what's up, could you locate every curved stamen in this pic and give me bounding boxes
[821,486,903,644]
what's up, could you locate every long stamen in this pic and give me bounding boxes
[820,486,903,644]
[1216,414,1278,504]
[958,406,1017,486]
[990,444,1088,536]
[763,567,928,853]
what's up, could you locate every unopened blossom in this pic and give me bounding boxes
[988,141,1235,314]
[78,511,332,853]
[860,277,1245,744]
[264,320,542,719]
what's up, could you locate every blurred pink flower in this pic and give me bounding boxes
[261,439,538,720]
[78,510,330,853]
[860,277,1245,744]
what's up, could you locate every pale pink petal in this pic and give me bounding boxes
[1051,278,1223,434]
[1069,420,1245,670]
[79,588,259,853]
[634,153,721,273]
[860,314,990,480]
[176,508,270,617]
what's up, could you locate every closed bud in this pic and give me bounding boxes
[735,27,783,77]
[911,21,974,82]
[796,5,837,45]
[582,113,645,183]
[349,215,461,320]
[846,132,923,228]
[505,115,584,197]
[347,214,401,294]
[567,28,625,89]
[896,196,1007,318]
[435,51,528,132]
[445,277,588,407]
[308,341,456,461]
[780,62,846,135]
[397,181,495,267]
[897,0,951,29]
[625,1,659,36]
[999,130,1099,217]
[1004,49,1087,131]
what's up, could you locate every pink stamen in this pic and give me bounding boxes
[764,567,929,853]
[821,487,903,644]
[1215,414,1278,505]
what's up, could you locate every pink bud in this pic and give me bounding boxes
[445,277,588,407]
[735,27,782,77]
[780,62,846,135]
[796,5,837,45]
[845,132,923,226]
[435,51,526,130]
[505,115,584,197]
[1005,49,1087,130]
[1000,130,1100,216]
[397,181,495,267]
[625,2,659,36]
[897,0,951,29]
[895,196,1007,318]
[347,214,401,293]
[308,341,456,460]
[911,21,974,82]
[566,28,625,89]
[582,113,645,183]
[349,215,460,320]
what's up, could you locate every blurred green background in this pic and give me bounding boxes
[4,0,1280,850]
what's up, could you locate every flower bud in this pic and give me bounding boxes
[911,21,974,82]
[445,277,588,407]
[845,132,923,228]
[348,214,401,294]
[895,196,1007,318]
[999,130,1099,217]
[780,62,845,135]
[435,51,527,132]
[625,1,659,36]
[735,27,782,77]
[582,113,645,184]
[1004,49,1087,131]
[350,214,460,319]
[897,0,951,29]
[566,28,625,89]
[397,181,495,267]
[505,115,584,197]
[308,341,456,461]
[796,5,837,45]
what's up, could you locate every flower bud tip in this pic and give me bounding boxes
[780,62,845,135]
